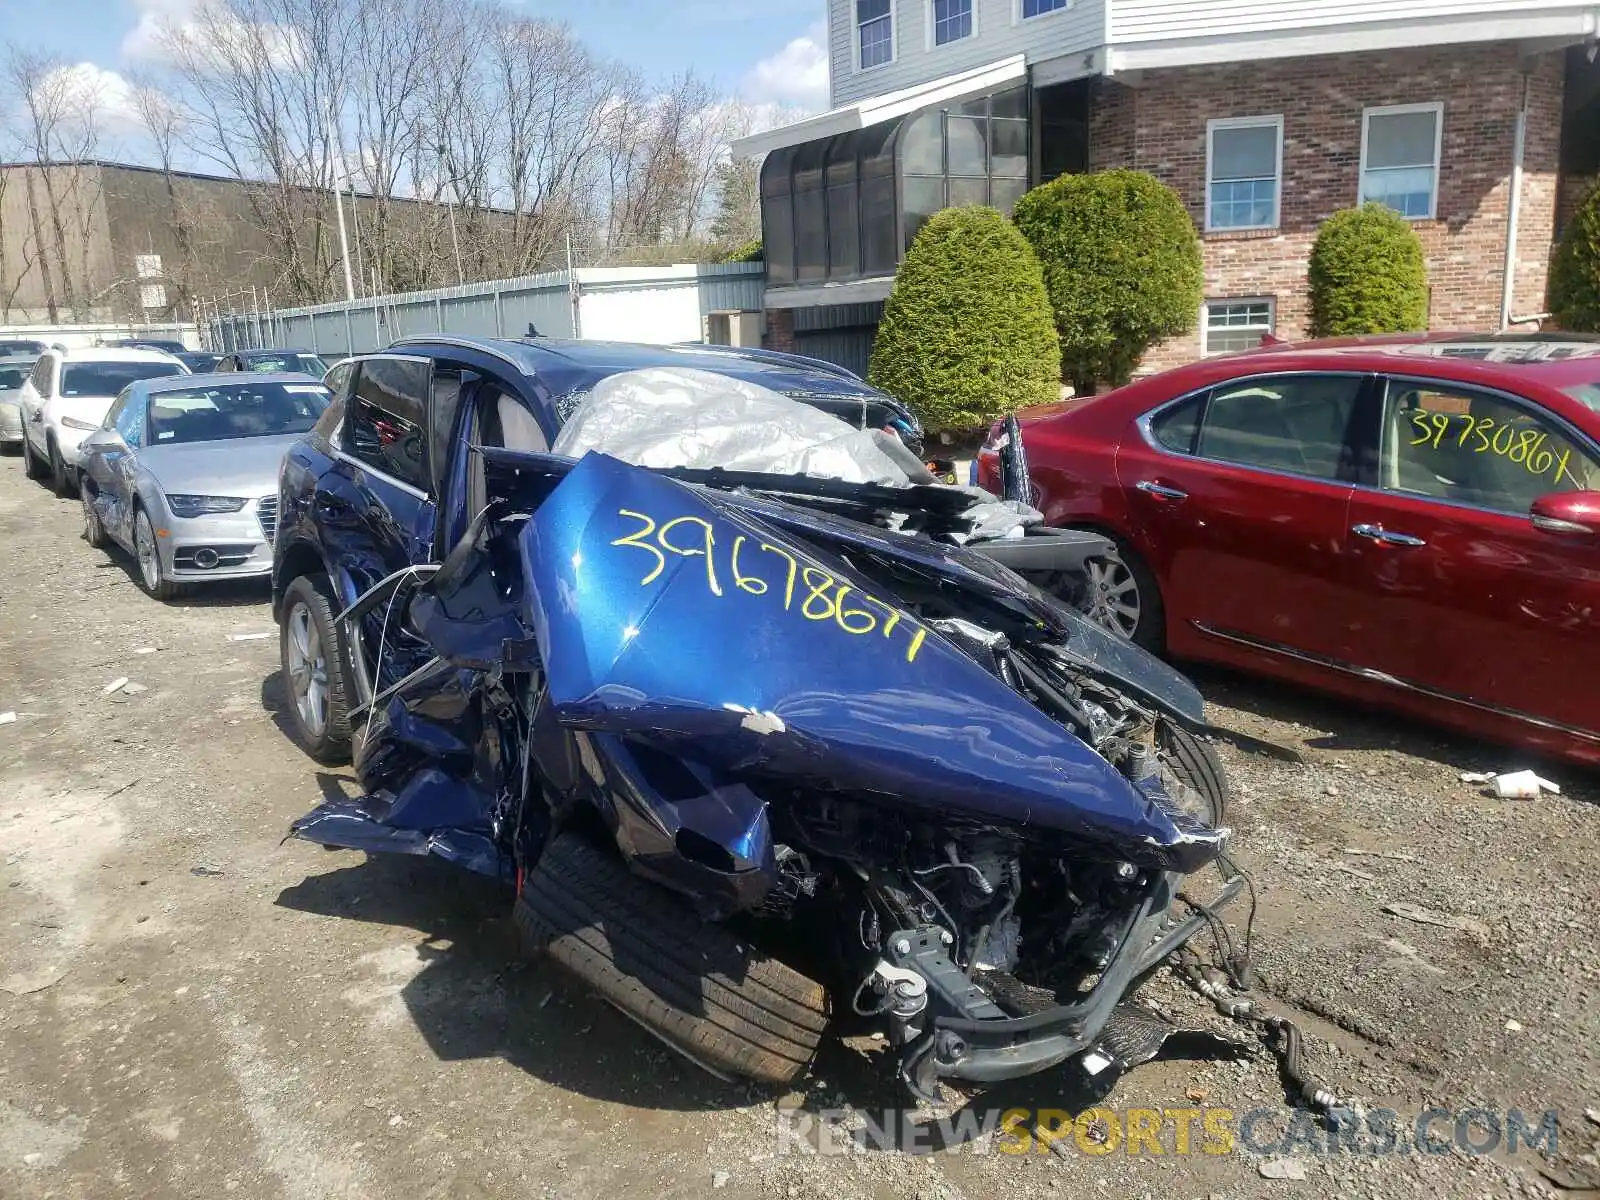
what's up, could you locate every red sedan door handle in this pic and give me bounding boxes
[1352,522,1427,548]
[1136,480,1188,502]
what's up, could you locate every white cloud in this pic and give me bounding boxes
[121,0,201,62]
[741,21,830,112]
[122,0,302,69]
[35,63,146,136]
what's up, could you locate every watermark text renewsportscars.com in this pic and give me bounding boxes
[774,1105,1562,1158]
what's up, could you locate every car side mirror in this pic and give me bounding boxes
[87,428,125,450]
[1529,490,1600,535]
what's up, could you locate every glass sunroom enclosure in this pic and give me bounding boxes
[760,86,1031,290]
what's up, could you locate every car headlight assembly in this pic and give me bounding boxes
[166,494,248,517]
[60,416,101,431]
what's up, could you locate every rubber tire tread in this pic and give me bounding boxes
[516,832,828,1086]
[1157,718,1229,827]
[278,573,353,764]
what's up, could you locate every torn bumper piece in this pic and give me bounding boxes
[289,766,511,881]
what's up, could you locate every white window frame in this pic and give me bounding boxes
[855,0,897,72]
[927,0,976,49]
[1359,101,1444,221]
[1204,115,1283,233]
[1202,298,1276,357]
[1015,0,1070,22]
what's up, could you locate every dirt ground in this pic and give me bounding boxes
[1,456,1598,1200]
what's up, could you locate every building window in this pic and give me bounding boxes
[759,86,1030,288]
[1206,116,1282,231]
[858,0,893,69]
[1361,103,1442,219]
[897,88,1030,250]
[1021,0,1067,16]
[932,0,972,44]
[1204,299,1275,355]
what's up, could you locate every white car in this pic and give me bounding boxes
[17,347,190,496]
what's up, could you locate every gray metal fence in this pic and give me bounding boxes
[206,262,765,357]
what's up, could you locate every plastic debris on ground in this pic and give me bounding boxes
[1460,769,1560,798]
[552,366,1044,542]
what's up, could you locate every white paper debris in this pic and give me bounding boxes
[1258,1158,1309,1181]
[227,632,274,642]
[103,677,130,696]
[135,647,158,654]
[1079,1051,1114,1076]
[1461,769,1559,798]
[0,712,15,726]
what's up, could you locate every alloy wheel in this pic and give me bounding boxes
[1082,555,1141,641]
[81,489,99,542]
[285,602,328,737]
[135,514,162,593]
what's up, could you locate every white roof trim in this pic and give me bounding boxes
[1108,9,1600,73]
[730,55,1028,160]
[762,277,896,309]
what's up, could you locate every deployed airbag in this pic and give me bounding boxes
[552,366,911,484]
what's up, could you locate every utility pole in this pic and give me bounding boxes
[566,232,582,339]
[438,143,465,286]
[333,170,356,302]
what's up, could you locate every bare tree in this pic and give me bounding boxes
[6,49,112,319]
[5,0,782,311]
[156,0,351,302]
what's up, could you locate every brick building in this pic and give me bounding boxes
[735,2,1600,377]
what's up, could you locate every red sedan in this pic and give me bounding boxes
[979,335,1600,766]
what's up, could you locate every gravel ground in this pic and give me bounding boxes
[1,456,1597,1200]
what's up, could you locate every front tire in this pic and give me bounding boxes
[81,485,109,549]
[516,832,830,1088]
[21,431,46,480]
[279,573,353,764]
[133,507,186,601]
[1156,718,1228,828]
[47,437,74,498]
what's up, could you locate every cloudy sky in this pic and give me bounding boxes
[3,0,833,131]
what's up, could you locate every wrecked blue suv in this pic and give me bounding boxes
[272,334,1242,1100]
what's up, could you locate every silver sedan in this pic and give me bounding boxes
[0,355,35,448]
[78,372,331,599]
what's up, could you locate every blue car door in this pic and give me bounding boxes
[316,353,438,692]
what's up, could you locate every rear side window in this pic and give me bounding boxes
[345,357,430,492]
[1196,374,1364,480]
[61,361,184,396]
[1150,395,1202,453]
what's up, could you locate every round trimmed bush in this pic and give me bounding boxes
[1308,204,1429,337]
[867,205,1059,432]
[1551,179,1600,332]
[1012,169,1202,393]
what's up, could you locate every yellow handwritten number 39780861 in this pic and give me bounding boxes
[609,508,927,664]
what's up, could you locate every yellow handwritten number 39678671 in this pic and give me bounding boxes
[609,508,927,664]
